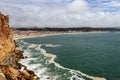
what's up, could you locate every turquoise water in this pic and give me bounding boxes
[18,32,120,80]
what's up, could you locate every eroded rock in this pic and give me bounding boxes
[0,12,39,80]
[0,73,7,80]
[0,12,15,62]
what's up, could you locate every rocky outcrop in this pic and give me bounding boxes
[0,50,39,80]
[0,12,39,80]
[0,12,15,62]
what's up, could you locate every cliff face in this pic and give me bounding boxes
[0,13,39,80]
[0,12,15,62]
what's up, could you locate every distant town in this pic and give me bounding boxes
[13,27,120,38]
[13,27,120,32]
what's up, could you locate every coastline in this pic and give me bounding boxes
[39,44,106,80]
[13,31,108,39]
[15,31,108,80]
[0,12,39,80]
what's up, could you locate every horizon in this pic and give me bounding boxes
[0,0,120,28]
[13,26,120,28]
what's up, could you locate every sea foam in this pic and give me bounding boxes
[17,40,106,80]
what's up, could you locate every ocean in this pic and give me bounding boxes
[17,32,120,80]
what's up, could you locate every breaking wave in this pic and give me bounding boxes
[17,40,106,80]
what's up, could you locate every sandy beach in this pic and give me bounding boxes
[15,30,108,80]
[13,31,108,39]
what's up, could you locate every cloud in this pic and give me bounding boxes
[68,0,88,13]
[0,0,19,4]
[108,1,120,7]
[0,0,120,28]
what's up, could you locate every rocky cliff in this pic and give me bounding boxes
[0,12,15,62]
[0,13,39,80]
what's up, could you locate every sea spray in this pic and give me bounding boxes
[16,40,106,80]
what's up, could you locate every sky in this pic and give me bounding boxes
[0,0,120,28]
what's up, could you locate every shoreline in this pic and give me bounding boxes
[15,31,108,80]
[14,31,109,39]
[39,44,106,80]
[18,41,106,80]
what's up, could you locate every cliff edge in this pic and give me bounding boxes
[0,12,15,62]
[0,13,39,80]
